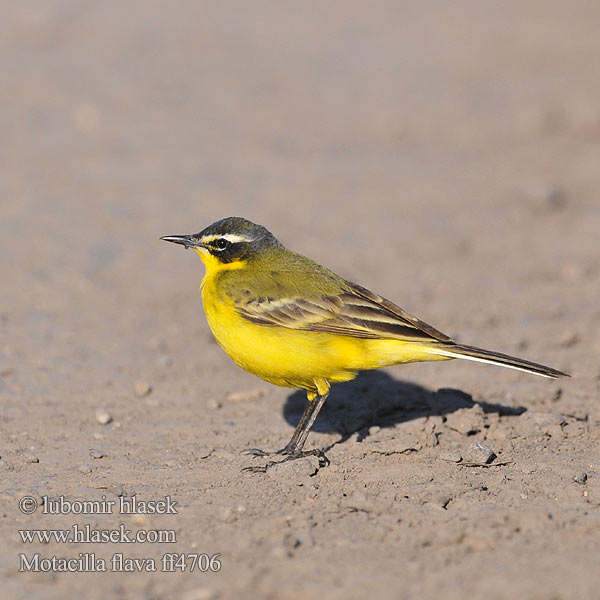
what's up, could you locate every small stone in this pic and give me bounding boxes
[267,456,320,480]
[425,489,452,509]
[218,507,236,523]
[78,465,92,474]
[89,448,105,459]
[96,409,112,425]
[107,483,126,498]
[23,453,39,464]
[439,450,462,463]
[206,398,222,410]
[573,472,588,485]
[134,381,152,397]
[463,442,496,465]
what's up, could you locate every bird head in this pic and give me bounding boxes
[161,217,281,268]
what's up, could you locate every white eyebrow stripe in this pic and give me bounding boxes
[201,233,253,244]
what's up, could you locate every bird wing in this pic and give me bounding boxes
[236,279,453,343]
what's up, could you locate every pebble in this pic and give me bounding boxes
[78,465,92,474]
[267,456,320,480]
[439,450,462,463]
[426,490,452,510]
[463,442,496,465]
[89,448,105,459]
[134,381,152,397]
[107,483,126,498]
[573,472,588,485]
[23,453,39,464]
[206,398,222,410]
[218,506,236,523]
[96,409,112,425]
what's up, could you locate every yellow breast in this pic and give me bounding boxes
[198,253,448,394]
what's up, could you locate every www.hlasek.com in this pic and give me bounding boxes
[18,495,221,573]
[20,523,176,544]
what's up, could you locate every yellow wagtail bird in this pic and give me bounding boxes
[162,217,569,470]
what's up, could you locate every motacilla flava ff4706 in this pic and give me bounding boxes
[162,217,568,470]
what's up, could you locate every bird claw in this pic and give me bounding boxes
[240,447,273,457]
[241,448,330,473]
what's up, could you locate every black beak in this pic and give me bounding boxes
[160,235,201,249]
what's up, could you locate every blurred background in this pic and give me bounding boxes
[3,0,597,393]
[2,2,599,598]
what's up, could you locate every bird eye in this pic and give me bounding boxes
[215,238,229,250]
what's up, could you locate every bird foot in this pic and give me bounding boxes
[241,448,330,473]
[240,447,279,458]
[240,441,298,457]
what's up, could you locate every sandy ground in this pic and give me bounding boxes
[2,1,599,598]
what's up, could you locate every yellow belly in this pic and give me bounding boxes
[201,279,449,393]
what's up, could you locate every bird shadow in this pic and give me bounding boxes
[282,370,526,442]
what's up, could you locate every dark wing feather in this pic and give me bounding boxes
[236,279,453,343]
[345,281,453,342]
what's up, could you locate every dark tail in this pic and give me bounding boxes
[427,343,569,379]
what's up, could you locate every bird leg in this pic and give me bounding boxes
[241,392,330,472]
